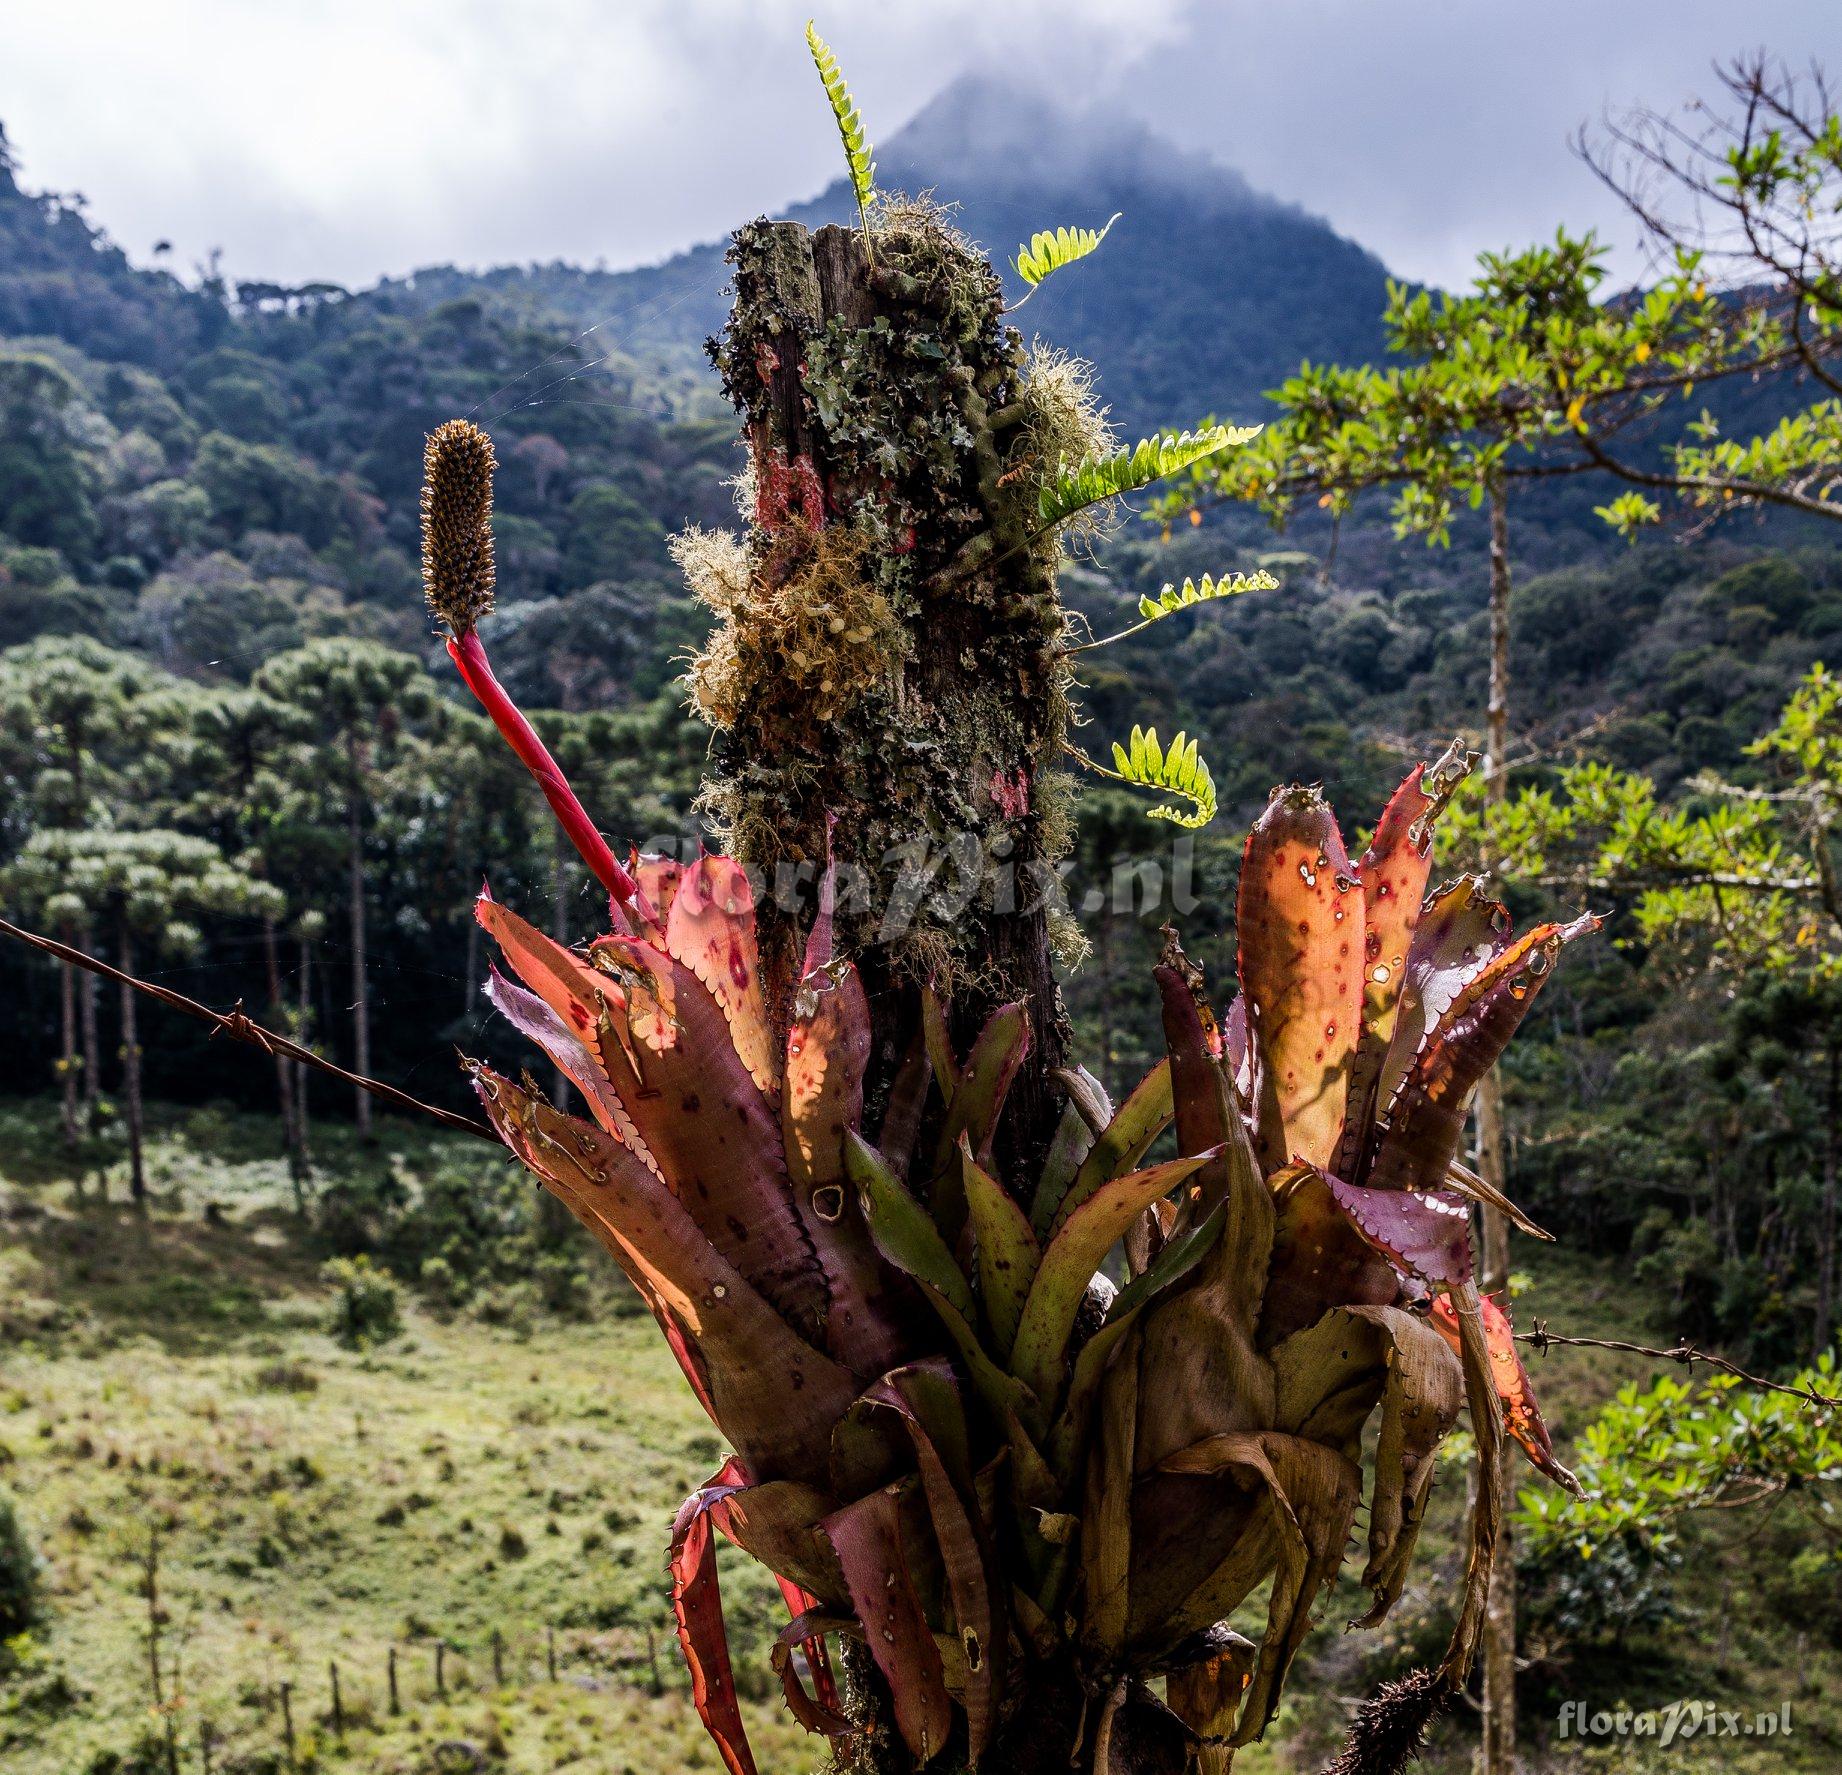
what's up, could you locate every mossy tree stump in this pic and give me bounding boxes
[696,208,1083,1176]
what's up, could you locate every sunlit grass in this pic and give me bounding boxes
[0,1101,1835,1772]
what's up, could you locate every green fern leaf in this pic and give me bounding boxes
[1014,214,1121,292]
[1108,725,1218,829]
[1038,426,1260,528]
[1135,569,1279,622]
[806,23,876,246]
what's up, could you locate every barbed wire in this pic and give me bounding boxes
[1518,1318,1841,1411]
[0,915,495,1143]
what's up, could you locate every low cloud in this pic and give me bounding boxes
[1,1,1837,290]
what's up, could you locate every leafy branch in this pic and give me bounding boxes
[1037,426,1258,528]
[1515,1343,1842,1561]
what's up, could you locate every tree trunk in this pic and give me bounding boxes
[297,932,314,1173]
[263,915,309,1212]
[709,217,1069,1174]
[347,760,373,1141]
[118,920,146,1208]
[1818,1038,1838,1361]
[1477,479,1517,1775]
[708,215,1086,1767]
[59,955,80,1148]
[80,918,102,1126]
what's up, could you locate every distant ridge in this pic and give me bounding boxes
[385,75,1396,437]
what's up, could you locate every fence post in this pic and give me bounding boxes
[436,1639,447,1697]
[492,1628,504,1686]
[546,1624,557,1682]
[645,1624,663,1696]
[280,1680,297,1771]
[388,1644,399,1715]
[330,1657,344,1734]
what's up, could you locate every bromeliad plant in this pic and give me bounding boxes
[422,406,1591,1775]
[412,31,1597,1775]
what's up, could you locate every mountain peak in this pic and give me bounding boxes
[880,73,1265,213]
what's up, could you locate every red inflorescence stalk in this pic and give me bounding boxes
[446,628,649,917]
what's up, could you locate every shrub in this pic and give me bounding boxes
[1519,1529,1677,1654]
[0,1488,42,1636]
[321,1255,402,1349]
[1765,1544,1842,1647]
[251,1359,318,1394]
[417,1254,465,1313]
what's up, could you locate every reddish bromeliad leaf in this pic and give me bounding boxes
[1236,786,1364,1173]
[671,1459,759,1775]
[822,1485,955,1764]
[1431,1292,1581,1491]
[1261,1163,1400,1346]
[472,1067,858,1481]
[1324,1172,1473,1290]
[1366,914,1599,1199]
[1371,876,1515,1131]
[864,1361,1004,1763]
[669,855,778,1097]
[1337,742,1472,1178]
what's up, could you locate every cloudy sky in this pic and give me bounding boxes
[3,2,1839,292]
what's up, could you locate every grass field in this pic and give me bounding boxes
[0,1101,1835,1774]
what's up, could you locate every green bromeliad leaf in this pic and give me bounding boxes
[1136,569,1278,622]
[959,1134,1041,1357]
[1009,1146,1220,1405]
[1045,1058,1173,1237]
[846,1132,975,1324]
[1037,426,1257,527]
[1108,725,1218,829]
[1046,1204,1226,1479]
[805,23,876,247]
[1013,214,1120,292]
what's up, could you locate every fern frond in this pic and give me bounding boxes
[806,23,876,252]
[1038,426,1259,528]
[1106,725,1218,828]
[1013,214,1120,302]
[1069,568,1280,653]
[1135,569,1278,622]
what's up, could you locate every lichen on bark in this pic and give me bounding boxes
[688,198,1105,1158]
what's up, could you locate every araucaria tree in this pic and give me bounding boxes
[413,35,1593,1775]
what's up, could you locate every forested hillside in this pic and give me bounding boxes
[4,92,1840,1346]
